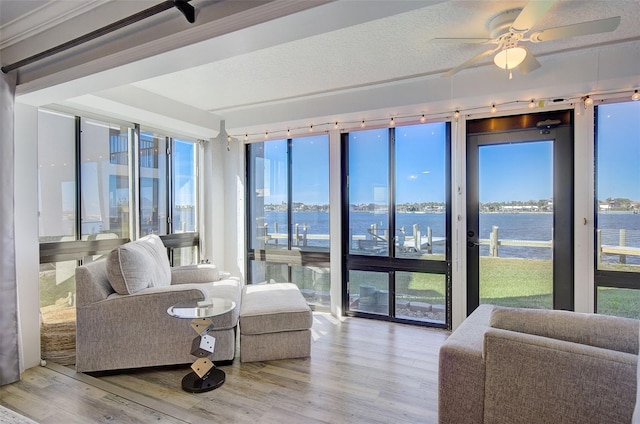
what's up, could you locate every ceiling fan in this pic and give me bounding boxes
[439,0,621,78]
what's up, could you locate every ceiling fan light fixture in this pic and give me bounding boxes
[493,46,527,70]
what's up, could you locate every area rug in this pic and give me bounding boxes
[0,404,38,423]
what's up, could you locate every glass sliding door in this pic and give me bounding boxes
[343,122,450,328]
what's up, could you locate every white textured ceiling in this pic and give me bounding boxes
[3,0,640,139]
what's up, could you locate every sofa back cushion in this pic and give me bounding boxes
[490,306,640,355]
[106,234,171,294]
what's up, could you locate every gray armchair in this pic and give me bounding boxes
[75,234,242,373]
[439,305,639,424]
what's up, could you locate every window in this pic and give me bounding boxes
[139,131,167,236]
[246,134,330,308]
[343,122,451,327]
[38,111,201,364]
[595,100,640,319]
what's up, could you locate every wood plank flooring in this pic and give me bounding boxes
[0,312,450,423]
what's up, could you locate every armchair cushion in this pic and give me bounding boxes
[106,234,171,294]
[171,264,220,284]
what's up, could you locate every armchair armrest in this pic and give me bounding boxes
[171,264,220,284]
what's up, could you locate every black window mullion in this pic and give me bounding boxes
[388,127,396,315]
[287,138,293,251]
[75,116,82,242]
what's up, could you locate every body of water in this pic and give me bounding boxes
[261,211,640,263]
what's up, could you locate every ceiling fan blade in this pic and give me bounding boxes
[442,48,498,77]
[511,0,557,32]
[518,46,541,75]
[530,16,621,42]
[431,37,492,44]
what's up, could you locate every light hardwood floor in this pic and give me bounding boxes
[0,312,450,424]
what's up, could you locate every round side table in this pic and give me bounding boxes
[167,298,235,393]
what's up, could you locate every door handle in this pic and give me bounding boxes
[467,241,479,248]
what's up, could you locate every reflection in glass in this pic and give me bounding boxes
[248,139,288,250]
[140,131,167,236]
[172,246,198,266]
[348,270,389,315]
[38,110,76,241]
[291,265,330,308]
[249,260,288,284]
[81,117,132,239]
[395,271,446,323]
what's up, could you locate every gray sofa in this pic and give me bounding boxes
[439,305,639,424]
[75,234,242,373]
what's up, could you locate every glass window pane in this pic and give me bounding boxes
[172,139,197,233]
[140,131,167,236]
[81,117,132,239]
[596,101,640,273]
[291,265,330,307]
[38,110,76,241]
[395,123,447,260]
[172,246,198,266]
[248,139,289,250]
[478,141,554,310]
[249,260,289,284]
[348,270,389,315]
[292,135,330,251]
[348,129,389,256]
[597,287,640,319]
[395,271,445,324]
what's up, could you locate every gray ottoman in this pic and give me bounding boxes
[240,283,313,363]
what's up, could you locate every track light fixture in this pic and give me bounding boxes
[174,0,195,23]
[633,90,640,101]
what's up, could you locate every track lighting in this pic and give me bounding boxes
[420,114,426,123]
[491,104,497,113]
[529,100,536,109]
[633,90,640,101]
[390,117,395,127]
[453,110,460,120]
[361,120,365,128]
[583,95,593,107]
[174,0,195,23]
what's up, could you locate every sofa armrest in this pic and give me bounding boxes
[170,264,220,284]
[483,327,637,424]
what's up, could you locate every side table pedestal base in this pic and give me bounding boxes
[181,368,226,393]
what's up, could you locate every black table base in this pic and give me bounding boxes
[181,368,226,393]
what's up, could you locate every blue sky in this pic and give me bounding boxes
[479,141,553,203]
[596,101,640,201]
